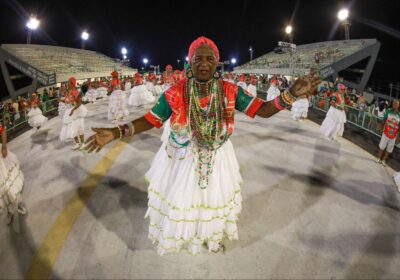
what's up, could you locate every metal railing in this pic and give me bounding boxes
[1,98,59,132]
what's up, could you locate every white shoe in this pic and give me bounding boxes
[382,160,387,167]
[79,143,86,150]
[376,158,382,164]
[71,143,81,150]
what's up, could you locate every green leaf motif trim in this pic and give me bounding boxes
[148,187,241,211]
[149,223,238,244]
[147,204,240,223]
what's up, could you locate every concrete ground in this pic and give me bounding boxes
[1,99,400,279]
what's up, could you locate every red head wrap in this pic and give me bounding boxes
[188,36,220,63]
[166,65,173,70]
[111,71,118,78]
[338,83,347,91]
[239,74,246,82]
[69,77,77,87]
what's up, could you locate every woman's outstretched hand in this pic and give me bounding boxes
[290,72,322,98]
[85,127,118,153]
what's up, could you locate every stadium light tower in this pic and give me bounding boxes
[121,47,127,59]
[249,46,254,61]
[285,25,293,43]
[26,15,40,44]
[185,56,189,62]
[231,58,237,65]
[143,58,149,70]
[81,31,89,49]
[338,9,351,40]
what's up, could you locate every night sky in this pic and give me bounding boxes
[1,0,399,84]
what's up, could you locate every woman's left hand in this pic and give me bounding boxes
[290,72,322,98]
[2,146,7,158]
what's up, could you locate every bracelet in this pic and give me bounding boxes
[277,93,292,110]
[118,122,135,139]
[274,97,286,110]
[281,90,296,105]
[117,125,123,140]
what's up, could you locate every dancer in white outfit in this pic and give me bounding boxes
[128,73,156,106]
[320,84,348,141]
[247,75,258,97]
[237,74,247,90]
[85,36,321,256]
[108,71,130,123]
[59,77,88,150]
[266,79,281,101]
[0,122,26,225]
[27,93,47,130]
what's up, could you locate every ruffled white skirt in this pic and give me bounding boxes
[145,139,242,255]
[108,90,130,121]
[320,106,347,139]
[291,98,309,120]
[83,89,98,103]
[58,102,70,119]
[59,105,88,142]
[128,85,156,106]
[96,87,108,99]
[0,150,24,214]
[27,107,47,128]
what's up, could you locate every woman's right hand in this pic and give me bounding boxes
[85,127,119,153]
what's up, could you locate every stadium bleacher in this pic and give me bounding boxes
[1,44,137,83]
[234,39,377,76]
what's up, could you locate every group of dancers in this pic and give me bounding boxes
[0,65,183,224]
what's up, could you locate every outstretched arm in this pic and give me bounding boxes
[85,116,154,153]
[256,74,321,118]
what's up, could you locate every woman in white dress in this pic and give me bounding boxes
[320,84,348,141]
[0,122,26,225]
[108,71,130,123]
[60,77,88,150]
[27,93,48,130]
[236,74,247,90]
[83,81,98,103]
[128,73,155,106]
[96,80,109,99]
[266,79,281,101]
[85,36,321,256]
[246,75,258,97]
[146,73,158,96]
[58,85,70,120]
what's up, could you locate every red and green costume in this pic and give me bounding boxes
[144,79,263,133]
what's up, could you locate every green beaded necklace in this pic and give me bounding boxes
[184,77,230,189]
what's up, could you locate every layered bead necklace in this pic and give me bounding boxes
[184,77,230,189]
